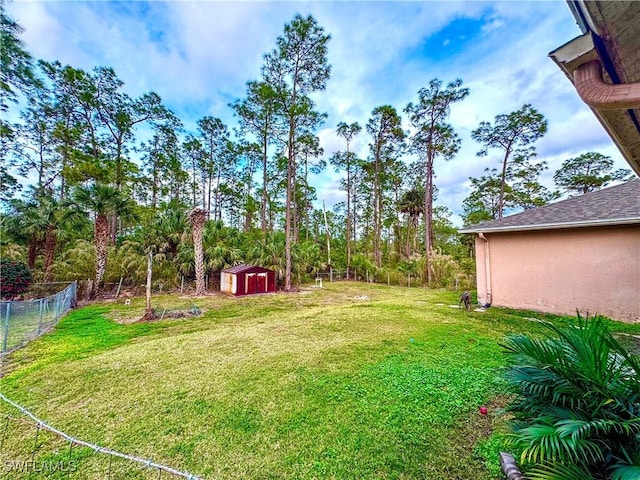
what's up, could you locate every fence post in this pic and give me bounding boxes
[55,293,61,321]
[72,281,78,307]
[37,299,44,335]
[115,277,124,298]
[2,302,10,354]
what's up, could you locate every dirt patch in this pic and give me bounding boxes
[112,308,204,324]
[136,309,202,323]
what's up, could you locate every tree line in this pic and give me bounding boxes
[0,8,632,297]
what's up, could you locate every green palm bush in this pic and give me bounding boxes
[502,315,640,480]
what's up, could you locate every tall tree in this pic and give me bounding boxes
[405,78,468,284]
[1,7,37,204]
[231,81,282,233]
[262,14,331,291]
[296,132,324,241]
[197,116,229,220]
[37,61,85,199]
[234,140,262,232]
[182,136,206,209]
[365,105,405,268]
[0,6,35,110]
[140,119,185,210]
[461,168,509,225]
[510,159,559,210]
[553,152,633,196]
[332,121,362,267]
[38,62,110,189]
[93,65,169,191]
[15,83,58,195]
[472,104,547,218]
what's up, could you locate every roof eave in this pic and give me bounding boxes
[549,33,640,177]
[459,217,640,234]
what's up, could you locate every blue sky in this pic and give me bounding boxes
[8,0,631,225]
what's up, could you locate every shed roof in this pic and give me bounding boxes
[222,264,273,274]
[459,179,640,234]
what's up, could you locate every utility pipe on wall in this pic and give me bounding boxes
[478,233,492,307]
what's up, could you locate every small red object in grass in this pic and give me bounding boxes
[479,406,488,415]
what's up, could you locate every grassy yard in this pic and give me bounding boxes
[1,282,638,479]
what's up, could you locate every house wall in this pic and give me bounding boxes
[474,225,640,322]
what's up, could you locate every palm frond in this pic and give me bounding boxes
[526,461,594,480]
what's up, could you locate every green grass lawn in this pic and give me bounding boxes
[1,282,638,479]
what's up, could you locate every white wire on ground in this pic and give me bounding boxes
[0,393,203,479]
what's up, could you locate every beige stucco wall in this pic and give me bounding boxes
[474,225,640,322]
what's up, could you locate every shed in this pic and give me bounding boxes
[220,265,276,296]
[459,180,640,322]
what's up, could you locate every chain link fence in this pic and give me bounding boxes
[0,282,77,354]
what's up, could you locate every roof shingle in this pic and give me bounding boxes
[459,179,640,233]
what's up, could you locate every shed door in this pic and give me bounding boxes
[246,274,257,294]
[256,273,267,293]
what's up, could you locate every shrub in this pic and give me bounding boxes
[0,259,33,299]
[502,315,640,479]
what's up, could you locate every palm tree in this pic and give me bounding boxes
[37,195,62,282]
[293,240,320,283]
[398,187,425,258]
[7,194,64,281]
[8,199,45,270]
[188,208,207,295]
[65,184,138,298]
[248,231,286,284]
[203,220,243,276]
[157,204,189,259]
[503,315,640,479]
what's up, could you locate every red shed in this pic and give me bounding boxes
[220,265,276,296]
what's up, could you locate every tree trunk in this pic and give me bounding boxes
[323,200,331,266]
[28,240,38,270]
[261,132,268,234]
[43,225,57,282]
[285,146,294,291]
[284,80,298,291]
[214,164,222,222]
[498,145,512,219]
[93,213,109,299]
[207,168,213,220]
[373,151,382,269]
[304,159,309,241]
[189,208,207,295]
[424,154,435,287]
[352,171,358,258]
[406,216,411,258]
[192,161,198,208]
[346,164,351,267]
[140,250,156,321]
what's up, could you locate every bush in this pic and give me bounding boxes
[0,259,33,299]
[502,315,640,479]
